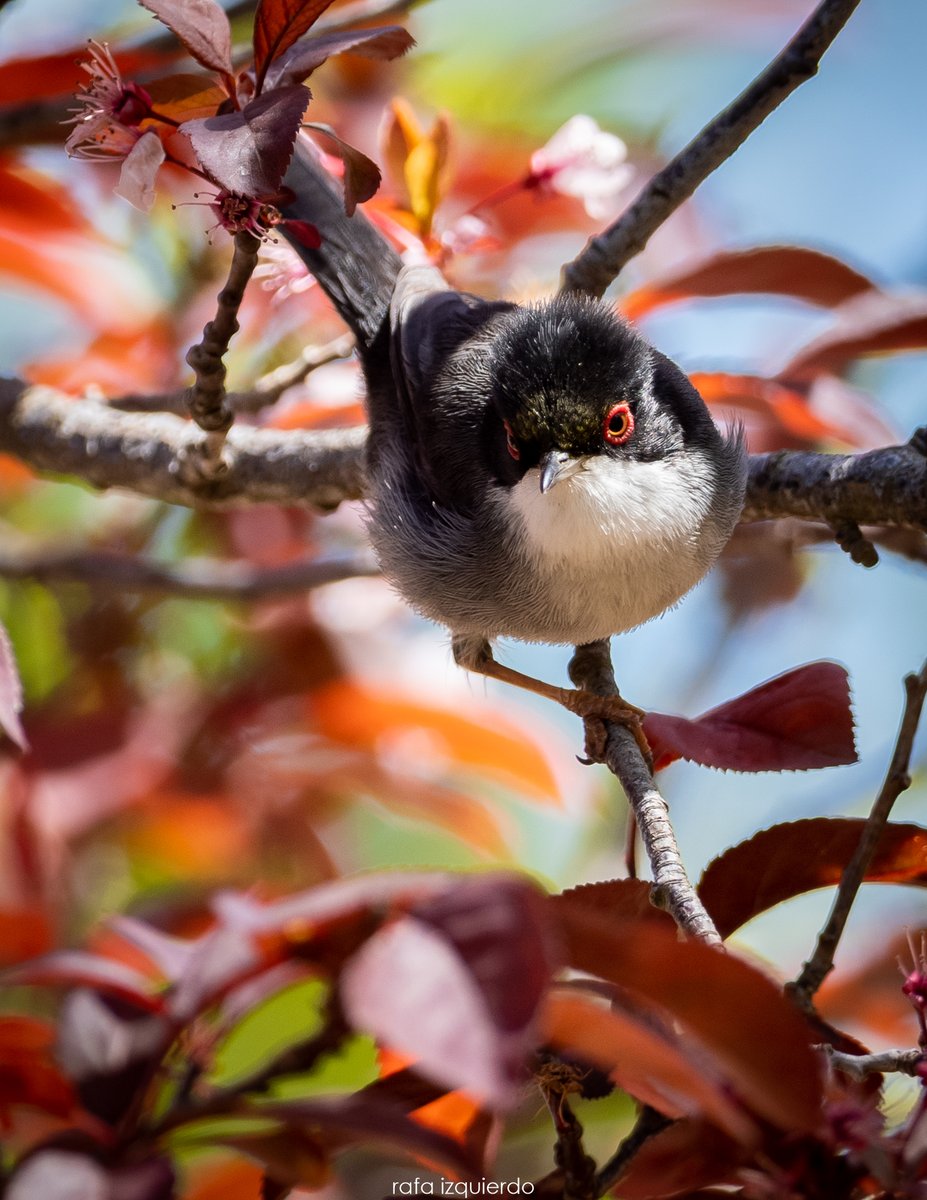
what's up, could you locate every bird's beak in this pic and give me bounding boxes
[538,450,584,494]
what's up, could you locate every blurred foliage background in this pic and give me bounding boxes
[1,0,927,1183]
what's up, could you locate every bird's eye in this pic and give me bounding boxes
[603,403,634,446]
[503,420,521,461]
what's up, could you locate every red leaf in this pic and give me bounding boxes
[265,26,415,89]
[643,661,857,773]
[303,122,381,213]
[780,292,927,380]
[0,618,27,751]
[138,0,235,90]
[341,877,555,1109]
[608,1118,745,1198]
[699,819,927,939]
[0,907,53,967]
[0,1017,76,1120]
[553,903,824,1134]
[620,246,877,322]
[549,878,676,929]
[182,84,310,196]
[543,993,756,1141]
[253,0,340,92]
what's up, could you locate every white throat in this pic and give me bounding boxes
[506,452,714,565]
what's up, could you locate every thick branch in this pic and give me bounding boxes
[561,0,862,295]
[4,378,927,534]
[791,659,927,1004]
[0,548,376,600]
[743,430,927,531]
[568,641,721,945]
[0,377,366,510]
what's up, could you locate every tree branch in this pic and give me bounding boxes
[568,640,722,945]
[4,376,927,533]
[742,430,927,532]
[0,547,377,600]
[791,658,927,1005]
[820,1045,926,1081]
[560,0,863,296]
[0,377,366,510]
[181,230,261,479]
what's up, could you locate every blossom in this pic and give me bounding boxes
[64,41,154,161]
[529,114,635,220]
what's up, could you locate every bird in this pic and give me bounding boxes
[359,261,748,754]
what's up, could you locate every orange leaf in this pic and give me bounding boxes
[542,992,756,1142]
[180,1158,264,1200]
[125,795,252,878]
[699,819,927,940]
[689,372,846,446]
[620,246,876,322]
[309,679,561,804]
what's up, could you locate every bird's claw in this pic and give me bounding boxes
[563,691,653,770]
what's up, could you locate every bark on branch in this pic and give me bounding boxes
[3,375,926,537]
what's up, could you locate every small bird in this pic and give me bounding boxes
[362,262,747,749]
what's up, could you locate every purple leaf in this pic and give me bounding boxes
[303,122,381,213]
[644,661,857,773]
[253,0,340,92]
[138,0,235,88]
[341,876,555,1108]
[0,617,27,751]
[182,84,310,196]
[265,26,415,89]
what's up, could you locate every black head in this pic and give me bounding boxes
[482,293,693,488]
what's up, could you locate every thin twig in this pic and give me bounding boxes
[539,1083,597,1200]
[109,334,355,415]
[183,231,261,480]
[0,548,378,600]
[819,1045,926,1081]
[595,1107,672,1197]
[560,0,863,295]
[568,640,722,945]
[791,659,927,1004]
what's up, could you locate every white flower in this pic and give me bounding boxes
[530,114,635,220]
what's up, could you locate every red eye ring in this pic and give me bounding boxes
[503,419,521,461]
[603,403,634,446]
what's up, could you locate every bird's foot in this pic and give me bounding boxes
[559,690,651,768]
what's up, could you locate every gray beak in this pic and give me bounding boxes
[538,450,584,494]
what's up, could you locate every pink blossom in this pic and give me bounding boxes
[64,41,154,161]
[529,114,635,220]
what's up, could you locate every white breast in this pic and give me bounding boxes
[500,451,720,642]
